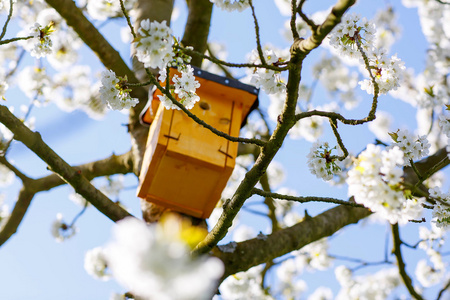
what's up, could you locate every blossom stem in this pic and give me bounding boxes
[329,118,349,160]
[119,0,137,39]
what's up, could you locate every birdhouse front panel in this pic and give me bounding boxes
[137,67,259,219]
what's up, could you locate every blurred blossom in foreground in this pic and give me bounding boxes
[93,216,223,300]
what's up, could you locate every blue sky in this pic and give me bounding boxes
[1,0,448,299]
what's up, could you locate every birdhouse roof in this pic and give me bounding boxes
[140,66,259,128]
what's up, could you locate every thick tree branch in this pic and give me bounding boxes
[0,105,133,222]
[33,151,134,192]
[181,0,213,67]
[0,151,134,247]
[0,186,35,246]
[44,0,149,175]
[212,147,450,278]
[215,204,371,279]
[193,0,357,256]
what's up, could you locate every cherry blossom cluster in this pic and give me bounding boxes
[134,20,174,70]
[328,13,376,59]
[388,129,430,164]
[99,69,139,110]
[28,22,54,58]
[438,113,450,138]
[415,224,447,287]
[428,187,450,229]
[347,144,424,224]
[133,20,200,110]
[209,0,250,12]
[329,13,406,95]
[86,0,136,21]
[219,266,274,299]
[85,217,223,300]
[335,266,401,299]
[249,49,286,95]
[157,65,201,110]
[307,141,341,181]
[359,49,405,95]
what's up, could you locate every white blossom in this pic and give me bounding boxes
[219,266,274,300]
[210,0,250,12]
[335,267,401,299]
[389,129,430,163]
[307,141,342,181]
[84,247,111,281]
[86,0,136,21]
[308,287,333,300]
[171,65,200,109]
[359,50,406,95]
[415,259,444,287]
[51,213,76,242]
[99,69,139,111]
[328,13,376,60]
[429,187,450,228]
[347,145,424,224]
[249,49,286,95]
[134,19,174,70]
[28,22,53,58]
[295,238,333,271]
[105,217,223,300]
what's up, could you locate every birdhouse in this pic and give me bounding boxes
[136,67,258,219]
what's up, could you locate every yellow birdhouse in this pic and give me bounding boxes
[136,67,259,219]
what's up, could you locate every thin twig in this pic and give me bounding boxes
[119,0,137,39]
[437,279,450,300]
[251,188,364,207]
[0,0,14,41]
[391,224,424,300]
[329,118,349,160]
[0,36,33,45]
[176,45,288,71]
[297,0,318,32]
[248,0,266,66]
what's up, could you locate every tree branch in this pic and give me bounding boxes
[181,0,213,67]
[193,0,358,256]
[0,186,35,246]
[252,189,363,207]
[212,146,450,278]
[391,224,424,300]
[44,0,149,175]
[0,105,133,222]
[214,204,371,279]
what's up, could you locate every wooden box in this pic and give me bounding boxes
[137,67,258,218]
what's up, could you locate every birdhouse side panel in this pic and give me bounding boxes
[137,105,172,199]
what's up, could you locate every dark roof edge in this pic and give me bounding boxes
[191,66,259,96]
